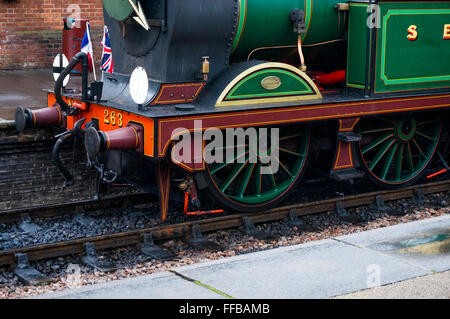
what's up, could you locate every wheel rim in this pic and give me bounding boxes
[359,113,441,185]
[206,126,310,207]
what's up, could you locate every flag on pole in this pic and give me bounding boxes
[101,26,114,75]
[81,21,96,80]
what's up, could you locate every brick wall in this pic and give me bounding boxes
[0,0,104,70]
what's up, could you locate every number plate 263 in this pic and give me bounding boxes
[103,109,123,128]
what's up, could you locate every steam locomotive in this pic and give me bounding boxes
[15,0,450,220]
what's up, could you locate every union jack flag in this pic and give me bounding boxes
[101,26,114,74]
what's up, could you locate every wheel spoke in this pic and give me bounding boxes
[368,138,395,171]
[412,138,425,159]
[266,166,278,189]
[381,143,399,180]
[416,131,435,142]
[280,147,305,157]
[210,151,247,175]
[220,159,248,193]
[214,144,248,151]
[395,144,404,181]
[360,127,394,135]
[280,132,304,141]
[362,133,394,154]
[406,143,415,172]
[254,163,262,195]
[275,156,294,178]
[238,163,256,198]
[416,119,440,126]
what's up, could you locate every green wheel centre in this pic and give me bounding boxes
[207,127,309,206]
[396,118,416,142]
[360,115,440,184]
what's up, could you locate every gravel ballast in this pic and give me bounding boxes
[0,190,448,299]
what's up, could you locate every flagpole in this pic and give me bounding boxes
[86,22,97,81]
[100,25,113,79]
[101,26,106,82]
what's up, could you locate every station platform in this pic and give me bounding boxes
[35,215,450,299]
[0,69,54,121]
[0,69,88,121]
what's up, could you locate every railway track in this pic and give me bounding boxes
[0,179,448,268]
[0,192,153,224]
[0,123,141,212]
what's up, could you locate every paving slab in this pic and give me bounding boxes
[337,215,450,272]
[0,69,88,120]
[0,70,54,120]
[33,271,226,299]
[338,215,450,246]
[175,239,431,299]
[32,216,449,299]
[334,271,450,299]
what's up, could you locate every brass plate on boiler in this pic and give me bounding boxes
[261,76,282,91]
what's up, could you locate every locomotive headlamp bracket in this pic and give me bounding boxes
[290,9,306,34]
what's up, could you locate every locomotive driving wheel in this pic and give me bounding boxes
[202,125,310,212]
[358,112,442,188]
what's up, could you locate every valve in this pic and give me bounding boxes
[201,56,210,81]
[290,9,306,34]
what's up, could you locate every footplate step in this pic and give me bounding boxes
[81,242,118,273]
[141,233,176,260]
[13,253,53,286]
[188,224,224,251]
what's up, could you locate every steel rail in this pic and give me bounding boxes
[0,179,448,267]
[0,192,154,224]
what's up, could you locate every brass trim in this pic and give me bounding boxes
[215,62,322,107]
[130,126,139,149]
[335,3,350,11]
[261,76,282,90]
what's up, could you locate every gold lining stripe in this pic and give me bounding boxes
[105,132,111,150]
[339,118,360,132]
[334,142,354,170]
[215,62,322,107]
[158,95,450,157]
[55,106,62,125]
[130,126,139,149]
